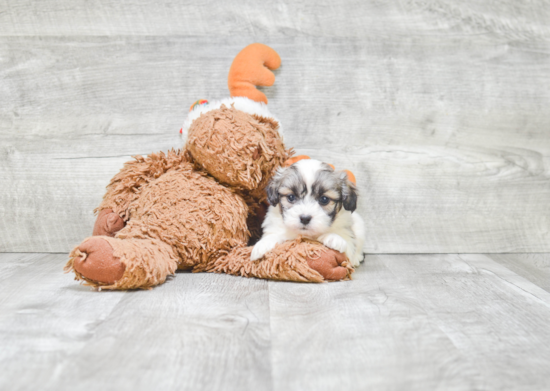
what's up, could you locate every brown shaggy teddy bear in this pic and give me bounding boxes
[64,43,354,290]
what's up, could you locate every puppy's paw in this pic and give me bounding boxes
[250,238,277,261]
[319,233,347,253]
[350,251,364,267]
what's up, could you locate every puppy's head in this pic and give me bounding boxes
[266,159,358,237]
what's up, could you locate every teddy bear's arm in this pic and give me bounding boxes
[95,149,190,220]
[207,238,354,282]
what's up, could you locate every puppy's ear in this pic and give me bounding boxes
[340,172,358,212]
[266,167,285,206]
[266,180,280,206]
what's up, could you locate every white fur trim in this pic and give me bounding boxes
[180,96,283,141]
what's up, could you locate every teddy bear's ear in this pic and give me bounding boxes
[228,43,281,104]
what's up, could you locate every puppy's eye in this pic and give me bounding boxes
[319,196,330,206]
[286,194,296,203]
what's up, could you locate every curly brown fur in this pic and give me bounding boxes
[96,149,192,220]
[186,105,291,198]
[115,163,250,271]
[208,238,354,282]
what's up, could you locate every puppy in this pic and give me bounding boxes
[251,159,365,267]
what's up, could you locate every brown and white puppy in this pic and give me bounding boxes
[251,159,365,266]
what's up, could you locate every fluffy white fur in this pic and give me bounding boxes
[181,96,283,141]
[251,159,365,267]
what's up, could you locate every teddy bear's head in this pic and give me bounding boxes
[181,43,291,195]
[185,99,289,193]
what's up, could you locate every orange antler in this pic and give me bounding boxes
[228,43,281,104]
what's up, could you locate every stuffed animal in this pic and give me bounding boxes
[64,43,355,290]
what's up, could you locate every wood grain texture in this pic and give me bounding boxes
[1,1,550,253]
[489,253,550,293]
[269,253,550,391]
[0,253,127,390]
[1,0,549,39]
[0,253,271,391]
[1,252,550,390]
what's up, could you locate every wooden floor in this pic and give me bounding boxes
[1,252,549,390]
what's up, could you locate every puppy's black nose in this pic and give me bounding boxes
[300,215,312,225]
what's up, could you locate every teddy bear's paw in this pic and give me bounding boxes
[72,237,126,284]
[306,249,349,281]
[93,209,125,237]
[318,233,347,253]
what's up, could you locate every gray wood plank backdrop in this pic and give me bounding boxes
[1,1,549,253]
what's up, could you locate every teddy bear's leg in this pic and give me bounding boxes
[207,239,354,283]
[92,209,126,237]
[65,236,178,290]
[70,237,125,284]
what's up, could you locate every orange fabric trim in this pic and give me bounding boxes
[284,155,310,167]
[343,169,356,185]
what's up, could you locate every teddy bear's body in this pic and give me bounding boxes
[65,45,354,290]
[116,158,249,271]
